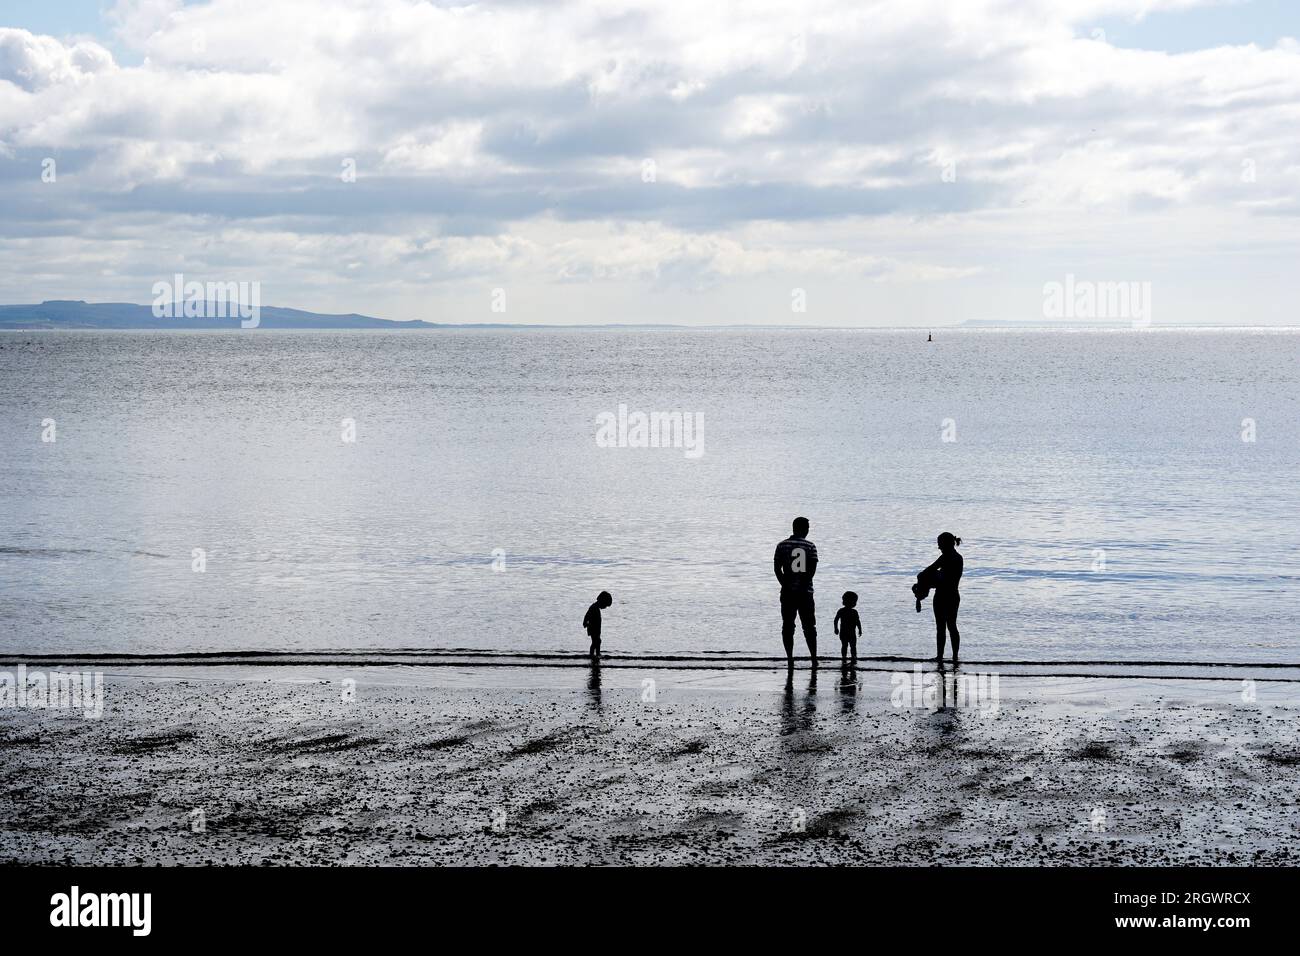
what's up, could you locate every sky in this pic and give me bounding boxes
[0,0,1297,326]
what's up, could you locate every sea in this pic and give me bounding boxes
[2,328,1297,664]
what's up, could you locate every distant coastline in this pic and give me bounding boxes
[0,300,432,331]
[0,300,1295,331]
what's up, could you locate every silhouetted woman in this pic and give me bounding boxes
[922,533,963,663]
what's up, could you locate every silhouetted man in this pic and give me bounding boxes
[773,516,818,668]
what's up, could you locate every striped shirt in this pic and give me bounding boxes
[773,536,818,593]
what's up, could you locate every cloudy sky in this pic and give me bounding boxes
[1,0,1297,325]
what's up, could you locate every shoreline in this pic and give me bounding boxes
[7,649,1298,670]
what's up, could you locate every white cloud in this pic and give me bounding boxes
[382,122,493,174]
[0,28,115,91]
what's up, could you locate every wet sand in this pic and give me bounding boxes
[1,665,1297,865]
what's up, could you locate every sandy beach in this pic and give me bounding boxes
[2,664,1297,866]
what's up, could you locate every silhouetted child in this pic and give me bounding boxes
[833,591,861,664]
[583,591,612,659]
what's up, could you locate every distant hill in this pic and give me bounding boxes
[0,300,435,330]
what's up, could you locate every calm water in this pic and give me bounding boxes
[2,329,1298,662]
